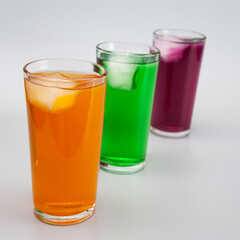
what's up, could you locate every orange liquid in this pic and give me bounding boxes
[25,72,106,216]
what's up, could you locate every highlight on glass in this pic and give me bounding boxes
[151,29,206,138]
[24,59,107,225]
[97,42,159,174]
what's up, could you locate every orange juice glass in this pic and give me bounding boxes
[23,59,107,225]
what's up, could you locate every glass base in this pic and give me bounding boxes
[34,204,95,225]
[150,126,190,138]
[100,161,145,174]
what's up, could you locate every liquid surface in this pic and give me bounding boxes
[25,72,106,216]
[151,40,205,132]
[98,59,158,167]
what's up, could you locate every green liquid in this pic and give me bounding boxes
[98,58,158,167]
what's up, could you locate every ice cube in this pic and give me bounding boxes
[154,40,188,62]
[25,79,79,112]
[107,62,138,91]
[31,72,100,89]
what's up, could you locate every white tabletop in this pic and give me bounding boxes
[0,0,240,239]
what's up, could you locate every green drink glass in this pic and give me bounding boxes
[96,42,159,174]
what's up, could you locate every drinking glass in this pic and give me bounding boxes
[97,42,159,174]
[24,59,107,225]
[151,29,206,137]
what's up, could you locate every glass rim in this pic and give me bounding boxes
[153,29,206,44]
[23,58,108,83]
[96,41,160,57]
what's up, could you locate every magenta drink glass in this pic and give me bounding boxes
[151,29,206,138]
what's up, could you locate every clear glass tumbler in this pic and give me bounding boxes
[97,42,159,174]
[24,59,107,225]
[151,29,206,138]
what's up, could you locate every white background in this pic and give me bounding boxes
[0,0,240,239]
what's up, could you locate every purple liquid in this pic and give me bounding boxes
[151,40,205,133]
